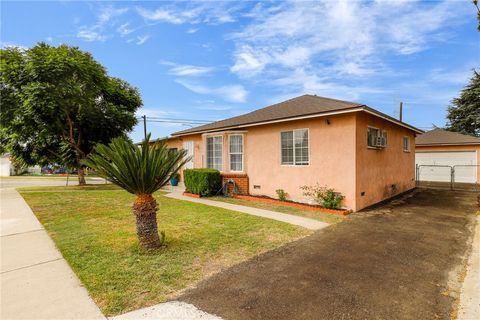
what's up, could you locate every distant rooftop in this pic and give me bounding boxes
[416,128,480,146]
[171,94,422,136]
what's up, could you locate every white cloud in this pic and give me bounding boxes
[428,68,474,85]
[136,35,150,45]
[136,7,188,24]
[170,65,213,76]
[77,29,107,42]
[229,0,465,94]
[135,108,182,118]
[160,61,213,76]
[117,22,133,36]
[136,2,241,26]
[195,105,233,111]
[186,28,198,34]
[175,79,247,103]
[230,45,268,76]
[98,7,128,24]
[76,5,129,42]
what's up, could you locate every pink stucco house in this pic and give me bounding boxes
[166,95,423,211]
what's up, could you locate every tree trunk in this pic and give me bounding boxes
[77,167,86,185]
[133,194,161,249]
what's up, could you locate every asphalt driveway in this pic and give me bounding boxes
[179,189,478,320]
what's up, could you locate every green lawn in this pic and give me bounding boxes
[210,196,345,224]
[19,185,311,316]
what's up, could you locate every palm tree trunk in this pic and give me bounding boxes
[133,194,161,249]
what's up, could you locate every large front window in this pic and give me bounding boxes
[281,129,309,166]
[206,136,223,171]
[229,135,243,172]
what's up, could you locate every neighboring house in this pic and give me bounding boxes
[0,154,42,176]
[0,154,12,176]
[416,128,480,184]
[167,95,422,211]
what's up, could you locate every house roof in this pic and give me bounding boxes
[171,94,423,136]
[416,128,480,146]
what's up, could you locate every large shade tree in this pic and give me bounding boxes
[446,70,480,137]
[0,43,142,184]
[84,135,188,249]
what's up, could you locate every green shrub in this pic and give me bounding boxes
[300,183,344,209]
[183,168,222,196]
[275,189,288,201]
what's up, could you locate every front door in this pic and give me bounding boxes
[183,141,194,169]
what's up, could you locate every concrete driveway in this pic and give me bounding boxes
[180,189,478,320]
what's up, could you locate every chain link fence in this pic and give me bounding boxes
[416,164,479,191]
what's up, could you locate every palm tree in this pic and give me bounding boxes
[84,134,188,249]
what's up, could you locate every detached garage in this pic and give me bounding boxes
[416,128,480,184]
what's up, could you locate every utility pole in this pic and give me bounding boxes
[142,115,147,140]
[399,102,403,122]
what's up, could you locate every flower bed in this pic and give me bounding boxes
[233,194,351,216]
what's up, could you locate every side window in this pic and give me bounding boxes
[403,136,410,152]
[281,129,309,165]
[367,127,379,148]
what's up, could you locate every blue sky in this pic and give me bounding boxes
[2,0,479,142]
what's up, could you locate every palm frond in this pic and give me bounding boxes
[83,134,189,195]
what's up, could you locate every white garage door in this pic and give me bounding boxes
[415,151,477,183]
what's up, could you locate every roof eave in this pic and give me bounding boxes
[170,106,423,137]
[416,142,480,147]
[170,106,364,137]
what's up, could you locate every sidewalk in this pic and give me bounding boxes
[165,192,329,230]
[458,215,480,320]
[0,188,105,320]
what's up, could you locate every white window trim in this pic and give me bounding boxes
[382,130,388,147]
[403,136,411,152]
[228,134,244,172]
[205,135,223,171]
[280,128,310,167]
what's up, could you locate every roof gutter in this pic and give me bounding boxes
[416,142,480,147]
[362,107,424,134]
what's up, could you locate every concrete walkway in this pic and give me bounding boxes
[0,188,105,320]
[458,215,480,320]
[165,192,328,230]
[110,301,221,320]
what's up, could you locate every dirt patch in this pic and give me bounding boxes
[179,188,478,320]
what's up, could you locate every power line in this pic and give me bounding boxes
[138,115,214,140]
[136,116,213,123]
[144,117,212,122]
[146,120,210,124]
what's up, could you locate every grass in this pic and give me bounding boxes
[210,196,345,224]
[19,185,311,316]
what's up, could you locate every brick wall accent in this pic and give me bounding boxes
[221,173,249,195]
